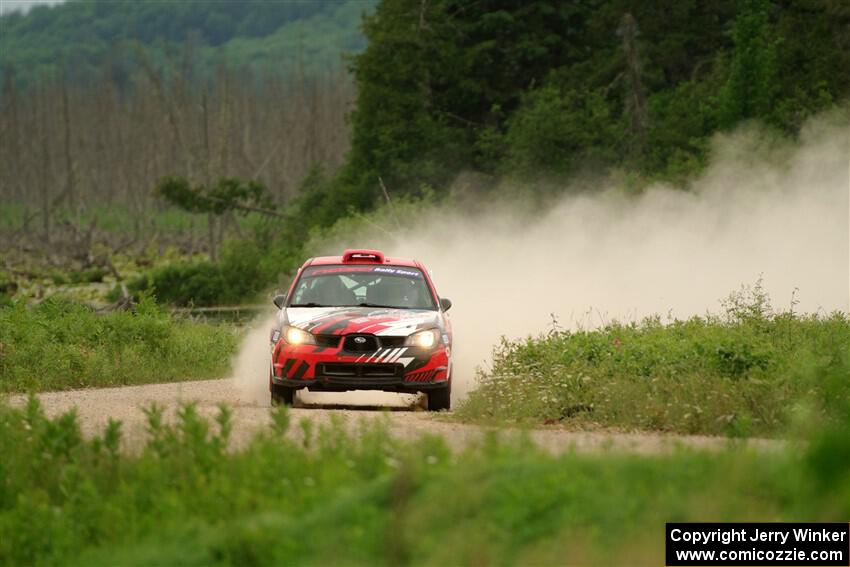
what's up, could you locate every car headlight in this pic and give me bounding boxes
[282,326,316,345]
[404,328,439,348]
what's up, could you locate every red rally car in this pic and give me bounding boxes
[269,249,453,411]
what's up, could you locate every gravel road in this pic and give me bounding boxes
[8,378,783,454]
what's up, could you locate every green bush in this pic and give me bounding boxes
[117,253,260,307]
[0,297,237,392]
[120,262,228,307]
[458,284,850,436]
[1,393,849,565]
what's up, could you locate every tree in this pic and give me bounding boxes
[717,0,778,128]
[617,13,648,162]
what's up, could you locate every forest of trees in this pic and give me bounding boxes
[1,0,848,304]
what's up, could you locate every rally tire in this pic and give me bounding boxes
[427,384,451,412]
[271,383,295,406]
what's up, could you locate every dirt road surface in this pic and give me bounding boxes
[9,379,783,454]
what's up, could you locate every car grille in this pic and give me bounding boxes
[377,336,406,347]
[316,362,404,383]
[315,335,341,348]
[343,334,379,352]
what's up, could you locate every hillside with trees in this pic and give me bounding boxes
[0,0,375,87]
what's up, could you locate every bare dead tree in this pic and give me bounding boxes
[38,83,53,244]
[0,53,354,262]
[1,66,22,203]
[60,68,77,218]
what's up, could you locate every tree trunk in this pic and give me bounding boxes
[618,13,648,162]
[60,70,77,220]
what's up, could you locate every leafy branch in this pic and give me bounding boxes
[154,176,281,217]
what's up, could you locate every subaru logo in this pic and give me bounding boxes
[354,336,367,344]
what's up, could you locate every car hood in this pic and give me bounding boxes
[283,307,440,337]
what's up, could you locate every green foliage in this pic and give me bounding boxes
[458,283,850,436]
[0,397,849,565]
[274,164,348,233]
[504,85,622,177]
[218,0,375,74]
[154,177,275,216]
[68,267,109,285]
[0,297,236,392]
[119,262,227,307]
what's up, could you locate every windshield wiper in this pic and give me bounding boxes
[289,302,327,308]
[357,302,403,309]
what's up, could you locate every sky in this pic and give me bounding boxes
[0,0,65,16]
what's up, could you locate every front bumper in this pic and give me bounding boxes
[271,341,450,392]
[270,372,450,392]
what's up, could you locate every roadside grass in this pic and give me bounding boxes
[1,381,849,566]
[0,297,237,392]
[457,283,850,437]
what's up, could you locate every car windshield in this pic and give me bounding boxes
[289,265,436,310]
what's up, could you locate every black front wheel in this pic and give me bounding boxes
[271,383,296,406]
[427,383,451,411]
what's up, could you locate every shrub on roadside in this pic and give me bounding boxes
[458,283,850,436]
[116,262,228,306]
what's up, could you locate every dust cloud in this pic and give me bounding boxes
[385,115,849,398]
[231,315,276,405]
[236,113,849,404]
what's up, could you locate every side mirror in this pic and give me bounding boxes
[439,298,452,311]
[273,294,287,309]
